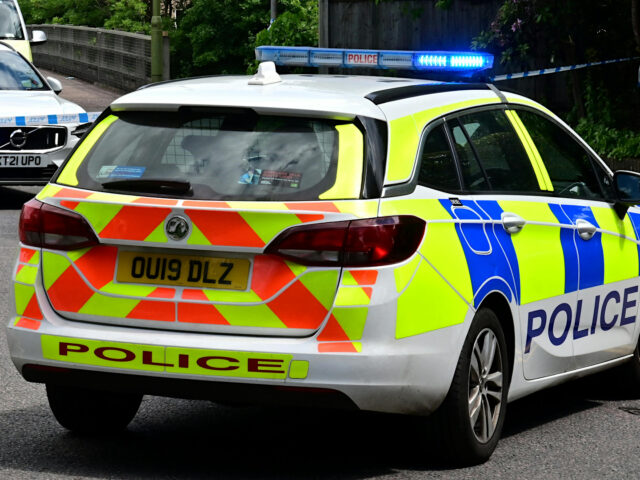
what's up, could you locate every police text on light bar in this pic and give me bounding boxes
[255,46,494,72]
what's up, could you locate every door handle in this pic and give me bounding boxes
[576,219,597,240]
[501,212,525,234]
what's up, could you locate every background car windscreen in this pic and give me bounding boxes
[0,1,25,40]
[0,51,45,90]
[77,111,344,200]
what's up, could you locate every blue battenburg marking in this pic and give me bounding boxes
[548,204,580,293]
[475,278,513,304]
[559,204,605,290]
[440,199,518,307]
[626,211,640,275]
[0,112,100,126]
[475,200,521,304]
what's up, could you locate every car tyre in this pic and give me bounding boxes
[46,384,142,433]
[430,308,509,466]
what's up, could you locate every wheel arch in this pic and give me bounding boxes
[476,291,515,383]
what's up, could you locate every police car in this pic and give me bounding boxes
[8,46,640,465]
[0,42,87,185]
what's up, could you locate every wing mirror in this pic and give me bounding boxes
[30,30,47,46]
[613,170,640,218]
[46,76,63,94]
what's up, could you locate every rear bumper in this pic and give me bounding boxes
[7,307,469,415]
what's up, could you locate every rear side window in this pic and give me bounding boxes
[518,110,604,199]
[450,120,490,191]
[454,110,540,193]
[418,125,460,191]
[71,111,363,201]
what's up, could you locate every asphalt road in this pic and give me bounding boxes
[39,68,122,112]
[1,185,640,479]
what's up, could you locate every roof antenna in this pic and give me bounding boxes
[249,61,282,85]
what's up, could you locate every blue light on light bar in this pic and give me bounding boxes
[255,46,494,72]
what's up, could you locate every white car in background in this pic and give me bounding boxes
[0,42,86,185]
[0,0,47,61]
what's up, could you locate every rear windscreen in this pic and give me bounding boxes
[70,110,363,201]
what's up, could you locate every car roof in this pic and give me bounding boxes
[110,74,464,120]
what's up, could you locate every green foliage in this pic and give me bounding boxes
[251,0,318,73]
[104,0,149,34]
[576,121,640,160]
[172,0,318,78]
[574,75,640,160]
[20,0,111,28]
[472,0,634,69]
[170,0,270,77]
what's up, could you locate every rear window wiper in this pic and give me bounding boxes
[101,179,193,195]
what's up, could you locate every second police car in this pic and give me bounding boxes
[7,46,640,465]
[0,41,89,184]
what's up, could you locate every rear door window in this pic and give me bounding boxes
[453,110,541,193]
[71,111,363,201]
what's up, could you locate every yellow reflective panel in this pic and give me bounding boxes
[41,335,166,372]
[505,111,548,191]
[591,206,639,284]
[420,223,474,304]
[506,110,553,191]
[319,124,364,200]
[335,287,371,306]
[14,283,35,316]
[498,200,565,304]
[394,254,421,293]
[36,184,62,201]
[331,307,368,341]
[165,347,292,379]
[15,265,37,285]
[384,97,502,185]
[385,115,419,185]
[288,360,309,379]
[333,200,378,217]
[396,259,470,338]
[57,115,119,186]
[3,40,31,61]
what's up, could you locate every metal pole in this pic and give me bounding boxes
[151,0,163,83]
[270,0,277,25]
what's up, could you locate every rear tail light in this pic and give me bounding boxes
[19,198,99,250]
[265,216,425,267]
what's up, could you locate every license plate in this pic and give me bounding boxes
[116,251,250,290]
[0,154,43,167]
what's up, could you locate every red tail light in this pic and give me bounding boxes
[265,216,425,267]
[19,199,99,251]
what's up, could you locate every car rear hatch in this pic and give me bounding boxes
[31,108,384,337]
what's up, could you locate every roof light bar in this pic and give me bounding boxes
[255,46,493,72]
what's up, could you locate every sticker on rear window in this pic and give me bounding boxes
[97,165,146,179]
[238,166,262,185]
[260,170,302,189]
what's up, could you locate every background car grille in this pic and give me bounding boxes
[0,165,59,181]
[0,127,67,151]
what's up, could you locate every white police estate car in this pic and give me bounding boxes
[7,47,640,465]
[0,42,87,185]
